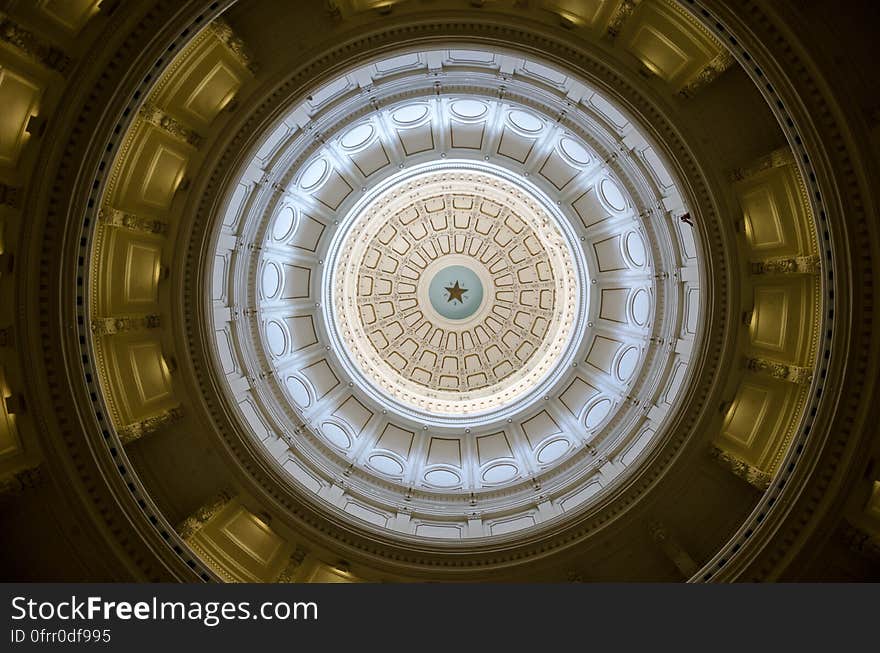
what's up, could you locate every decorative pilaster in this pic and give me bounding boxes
[679,50,734,98]
[98,208,167,235]
[207,18,259,75]
[750,254,820,275]
[709,445,772,491]
[91,314,161,336]
[177,491,232,541]
[729,146,795,182]
[606,0,641,39]
[650,522,698,578]
[745,357,813,385]
[117,405,184,445]
[0,13,72,74]
[276,545,308,583]
[139,103,204,148]
[0,464,43,496]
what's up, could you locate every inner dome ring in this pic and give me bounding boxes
[323,160,588,424]
[226,43,696,541]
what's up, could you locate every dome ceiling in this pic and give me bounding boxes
[5,0,874,584]
[328,164,583,418]
[211,47,702,540]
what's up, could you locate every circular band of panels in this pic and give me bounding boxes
[211,46,700,540]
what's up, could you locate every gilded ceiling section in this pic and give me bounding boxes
[714,146,822,479]
[89,19,254,431]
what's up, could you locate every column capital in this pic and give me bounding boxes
[0,13,72,74]
[709,445,772,491]
[117,405,183,445]
[98,208,168,235]
[140,103,204,148]
[0,464,44,496]
[208,18,259,75]
[276,545,309,583]
[177,491,233,541]
[606,0,642,39]
[840,521,880,558]
[91,314,161,336]
[730,146,796,182]
[751,254,820,275]
[745,357,813,385]
[680,50,734,98]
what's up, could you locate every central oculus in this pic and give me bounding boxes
[326,163,584,420]
[428,265,484,320]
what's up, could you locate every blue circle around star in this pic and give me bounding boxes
[428,265,484,320]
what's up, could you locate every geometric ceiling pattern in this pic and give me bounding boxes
[211,47,702,540]
[329,163,581,417]
[5,0,872,585]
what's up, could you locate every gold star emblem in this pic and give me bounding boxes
[444,280,468,304]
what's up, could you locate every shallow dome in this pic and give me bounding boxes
[210,45,702,540]
[326,162,585,419]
